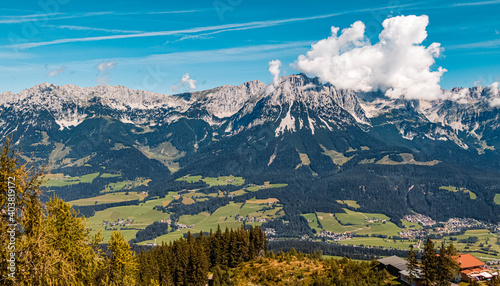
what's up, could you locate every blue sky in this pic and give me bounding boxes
[0,0,499,94]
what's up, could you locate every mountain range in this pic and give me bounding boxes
[2,74,500,226]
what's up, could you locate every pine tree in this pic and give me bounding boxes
[212,266,222,286]
[1,139,104,285]
[210,224,224,267]
[407,245,419,282]
[172,238,189,285]
[46,198,103,284]
[188,234,209,286]
[422,237,438,286]
[106,231,138,286]
[228,229,239,268]
[436,242,459,286]
[0,138,47,285]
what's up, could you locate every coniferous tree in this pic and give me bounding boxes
[422,237,438,286]
[172,238,189,285]
[212,266,222,286]
[106,231,138,286]
[407,245,419,282]
[1,139,103,286]
[186,231,209,286]
[210,225,225,267]
[436,242,459,286]
[46,198,104,284]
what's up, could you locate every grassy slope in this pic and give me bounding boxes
[43,172,100,187]
[439,185,477,200]
[68,191,148,206]
[141,201,284,245]
[87,192,178,241]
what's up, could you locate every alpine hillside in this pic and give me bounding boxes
[2,74,500,232]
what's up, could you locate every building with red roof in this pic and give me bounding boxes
[453,254,497,282]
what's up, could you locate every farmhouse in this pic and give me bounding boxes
[454,254,498,282]
[377,256,408,277]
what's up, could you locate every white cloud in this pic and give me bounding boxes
[96,61,116,85]
[268,60,281,86]
[295,15,447,100]
[448,39,500,49]
[0,10,199,25]
[170,73,197,92]
[46,66,66,77]
[7,4,416,50]
[487,82,500,107]
[97,61,116,72]
[182,73,197,89]
[50,25,144,34]
[0,13,62,24]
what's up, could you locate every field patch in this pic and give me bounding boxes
[302,213,322,232]
[376,153,440,166]
[401,220,423,230]
[495,194,500,205]
[176,175,245,187]
[317,212,356,233]
[439,185,477,200]
[295,153,311,169]
[312,209,402,237]
[86,192,178,242]
[68,191,148,206]
[431,229,500,258]
[43,172,100,187]
[246,183,287,192]
[230,189,247,196]
[181,196,195,205]
[101,177,151,193]
[145,201,284,244]
[136,141,185,173]
[336,200,360,209]
[337,236,416,249]
[246,198,279,204]
[320,144,352,166]
[100,173,121,178]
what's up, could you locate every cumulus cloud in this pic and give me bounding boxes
[487,82,500,107]
[96,61,116,85]
[46,66,66,77]
[170,73,197,92]
[295,15,447,100]
[268,59,281,86]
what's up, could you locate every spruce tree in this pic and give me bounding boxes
[407,245,419,282]
[106,231,138,286]
[1,139,108,285]
[436,242,459,286]
[172,238,189,285]
[422,237,438,286]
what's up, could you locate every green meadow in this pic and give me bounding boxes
[304,208,403,237]
[176,175,245,187]
[68,191,148,206]
[495,194,500,205]
[87,192,178,241]
[43,172,101,187]
[141,200,284,245]
[439,185,477,200]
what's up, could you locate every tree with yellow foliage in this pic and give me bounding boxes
[104,231,138,286]
[1,138,137,285]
